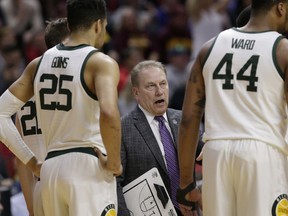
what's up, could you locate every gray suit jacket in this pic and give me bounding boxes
[117,106,182,215]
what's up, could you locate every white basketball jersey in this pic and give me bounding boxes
[203,28,288,155]
[34,44,106,153]
[17,97,46,161]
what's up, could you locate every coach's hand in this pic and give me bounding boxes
[94,147,123,177]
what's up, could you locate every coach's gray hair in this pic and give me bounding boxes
[130,60,167,87]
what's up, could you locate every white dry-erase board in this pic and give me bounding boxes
[123,167,177,216]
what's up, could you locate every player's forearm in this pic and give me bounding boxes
[100,109,122,169]
[16,158,35,215]
[0,90,35,164]
[178,116,201,188]
[178,129,197,187]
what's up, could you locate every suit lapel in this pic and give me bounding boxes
[166,109,180,148]
[132,107,167,173]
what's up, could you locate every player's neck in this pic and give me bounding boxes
[64,31,95,47]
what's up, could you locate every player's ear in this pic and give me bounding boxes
[276,2,287,17]
[94,19,102,34]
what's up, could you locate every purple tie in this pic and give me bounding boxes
[154,115,179,209]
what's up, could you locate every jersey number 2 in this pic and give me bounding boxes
[213,53,259,92]
[20,101,42,136]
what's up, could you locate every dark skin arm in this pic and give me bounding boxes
[177,38,214,213]
[178,35,288,215]
[277,38,288,108]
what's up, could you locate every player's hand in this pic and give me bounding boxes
[177,182,202,215]
[178,205,200,216]
[32,161,42,178]
[94,147,123,176]
[26,157,42,178]
[108,163,123,177]
[196,150,203,162]
[179,188,202,216]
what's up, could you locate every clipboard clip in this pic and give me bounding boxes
[153,183,169,209]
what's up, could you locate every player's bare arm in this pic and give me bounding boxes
[177,40,213,214]
[87,52,122,176]
[8,57,41,102]
[0,57,42,177]
[15,115,35,216]
[178,40,212,189]
[276,38,288,104]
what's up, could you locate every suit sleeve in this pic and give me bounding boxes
[116,134,130,216]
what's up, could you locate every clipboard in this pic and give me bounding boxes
[123,167,177,216]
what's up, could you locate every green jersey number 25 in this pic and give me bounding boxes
[39,74,73,111]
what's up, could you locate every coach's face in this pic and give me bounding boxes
[132,67,169,116]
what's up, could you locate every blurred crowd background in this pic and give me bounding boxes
[0,0,250,215]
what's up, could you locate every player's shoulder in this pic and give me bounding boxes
[277,35,288,47]
[89,54,119,81]
[90,51,118,66]
[87,51,119,74]
[25,56,42,76]
[274,36,288,71]
[30,56,42,66]
[196,36,217,66]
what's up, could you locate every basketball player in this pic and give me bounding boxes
[15,17,69,216]
[44,18,69,49]
[0,0,122,215]
[177,0,288,215]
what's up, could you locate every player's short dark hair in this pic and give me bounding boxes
[236,5,251,27]
[251,0,287,12]
[66,0,107,32]
[44,18,70,48]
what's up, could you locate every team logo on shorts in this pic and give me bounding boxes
[272,194,288,216]
[101,204,116,216]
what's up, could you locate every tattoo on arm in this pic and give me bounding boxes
[189,68,206,109]
[189,68,198,83]
[195,97,205,108]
